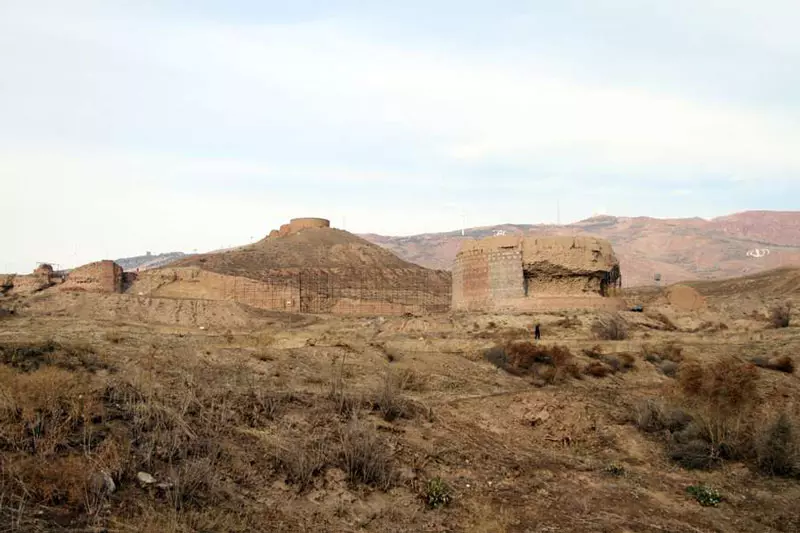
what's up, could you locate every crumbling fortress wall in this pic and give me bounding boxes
[59,260,124,293]
[269,218,331,238]
[452,235,623,312]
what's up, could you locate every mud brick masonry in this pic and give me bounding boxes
[452,235,623,312]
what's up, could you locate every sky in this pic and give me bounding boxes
[2,0,800,272]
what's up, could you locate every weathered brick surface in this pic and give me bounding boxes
[60,261,123,293]
[453,235,622,312]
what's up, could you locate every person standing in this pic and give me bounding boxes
[534,323,541,340]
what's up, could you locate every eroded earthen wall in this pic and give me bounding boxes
[452,248,490,310]
[60,261,123,293]
[453,235,622,311]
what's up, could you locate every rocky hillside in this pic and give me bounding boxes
[362,211,800,287]
[115,252,186,271]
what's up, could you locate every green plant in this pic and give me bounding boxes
[425,477,453,509]
[686,485,722,507]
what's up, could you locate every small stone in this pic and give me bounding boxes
[137,471,156,485]
[89,471,116,495]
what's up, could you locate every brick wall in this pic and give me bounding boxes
[452,249,490,310]
[60,261,123,293]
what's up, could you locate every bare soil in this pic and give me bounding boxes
[1,268,799,532]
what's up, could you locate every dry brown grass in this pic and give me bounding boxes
[769,302,792,328]
[485,342,581,384]
[337,419,396,489]
[591,313,629,340]
[584,361,612,377]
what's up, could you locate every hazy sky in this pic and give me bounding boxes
[3,1,799,272]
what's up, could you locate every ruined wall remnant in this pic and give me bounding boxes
[60,260,124,293]
[268,217,331,238]
[452,235,623,312]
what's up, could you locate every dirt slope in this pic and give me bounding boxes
[173,227,421,275]
[363,210,800,287]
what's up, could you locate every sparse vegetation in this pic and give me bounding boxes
[425,477,453,508]
[591,313,629,340]
[338,420,396,489]
[373,371,413,422]
[686,485,722,507]
[485,342,581,383]
[584,361,611,377]
[756,413,799,477]
[769,302,792,328]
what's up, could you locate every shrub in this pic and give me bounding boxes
[373,372,412,422]
[676,357,759,461]
[602,352,635,373]
[582,345,604,359]
[648,311,678,331]
[670,440,721,470]
[686,485,722,507]
[757,413,799,477]
[584,361,611,377]
[273,439,329,490]
[485,342,577,381]
[425,477,453,509]
[484,346,508,370]
[591,314,629,340]
[769,302,792,328]
[394,368,429,392]
[337,421,395,490]
[633,400,691,433]
[604,463,626,476]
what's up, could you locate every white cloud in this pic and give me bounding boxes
[2,2,799,271]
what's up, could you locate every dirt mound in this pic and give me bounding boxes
[666,284,706,311]
[173,227,420,275]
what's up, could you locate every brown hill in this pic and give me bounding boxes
[173,227,423,279]
[363,210,800,287]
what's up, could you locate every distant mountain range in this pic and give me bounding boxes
[361,211,800,287]
[115,210,800,287]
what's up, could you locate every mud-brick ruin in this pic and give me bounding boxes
[452,235,622,312]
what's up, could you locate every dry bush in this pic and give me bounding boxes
[555,315,582,329]
[0,341,110,373]
[273,438,329,490]
[485,342,576,380]
[633,399,691,433]
[646,311,678,331]
[372,372,413,422]
[756,413,800,477]
[584,361,611,378]
[484,345,508,369]
[669,440,720,470]
[591,314,629,340]
[641,342,683,364]
[750,355,794,374]
[602,352,636,373]
[769,302,792,328]
[675,357,759,463]
[582,344,604,359]
[337,421,395,489]
[393,367,429,392]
